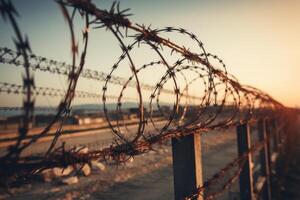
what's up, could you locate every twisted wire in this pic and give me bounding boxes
[0,81,135,100]
[0,46,174,94]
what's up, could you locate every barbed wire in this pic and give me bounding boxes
[0,81,136,101]
[0,0,35,162]
[0,46,177,95]
[0,0,290,199]
[0,106,57,112]
[185,138,266,200]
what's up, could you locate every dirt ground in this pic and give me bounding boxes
[0,129,239,200]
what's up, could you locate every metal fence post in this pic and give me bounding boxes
[172,133,203,200]
[276,118,283,147]
[258,119,272,200]
[271,118,279,152]
[266,118,280,172]
[265,119,272,170]
[237,123,254,200]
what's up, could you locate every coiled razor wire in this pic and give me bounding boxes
[0,0,289,199]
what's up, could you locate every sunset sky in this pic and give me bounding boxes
[0,0,299,108]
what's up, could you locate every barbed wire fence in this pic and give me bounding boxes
[0,0,296,199]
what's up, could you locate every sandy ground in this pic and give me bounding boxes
[0,128,239,200]
[0,120,167,157]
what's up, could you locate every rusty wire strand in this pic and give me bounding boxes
[0,81,136,100]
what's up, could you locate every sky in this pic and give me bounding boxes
[0,0,299,108]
